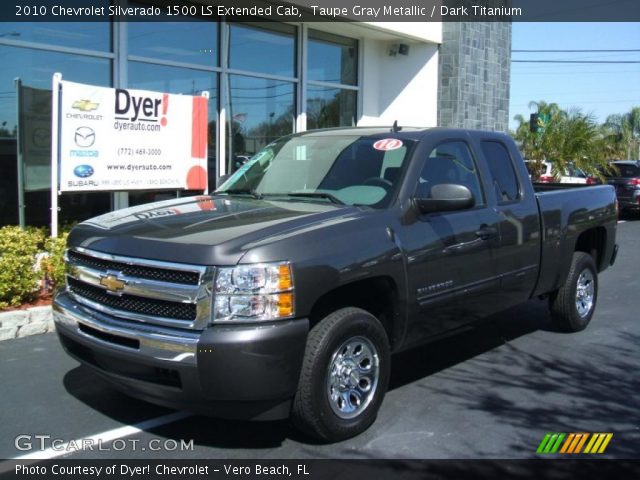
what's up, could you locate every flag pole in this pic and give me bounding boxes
[51,72,62,238]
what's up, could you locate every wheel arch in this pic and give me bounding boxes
[308,276,402,350]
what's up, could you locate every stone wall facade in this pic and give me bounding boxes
[439,22,512,132]
[0,306,53,341]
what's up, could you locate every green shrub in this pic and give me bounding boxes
[0,226,46,309]
[42,232,69,290]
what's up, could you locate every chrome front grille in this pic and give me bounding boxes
[67,249,200,285]
[65,247,213,330]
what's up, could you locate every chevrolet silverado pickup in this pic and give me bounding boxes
[54,127,618,441]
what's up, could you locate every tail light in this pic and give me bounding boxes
[539,175,554,183]
[586,176,597,185]
[627,178,640,186]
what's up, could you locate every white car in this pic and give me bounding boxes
[525,160,596,184]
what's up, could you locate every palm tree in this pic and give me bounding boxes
[512,102,612,179]
[604,107,640,160]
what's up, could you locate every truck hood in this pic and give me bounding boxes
[68,195,363,265]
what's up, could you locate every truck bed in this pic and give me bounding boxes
[533,184,617,297]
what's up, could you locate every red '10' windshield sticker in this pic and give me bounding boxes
[373,138,403,151]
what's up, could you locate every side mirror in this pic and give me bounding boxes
[414,184,475,214]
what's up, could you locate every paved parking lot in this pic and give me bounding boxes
[1,218,639,460]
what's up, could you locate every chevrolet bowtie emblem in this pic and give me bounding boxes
[100,274,126,293]
[72,99,99,112]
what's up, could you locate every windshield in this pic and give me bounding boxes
[217,134,414,208]
[607,163,640,178]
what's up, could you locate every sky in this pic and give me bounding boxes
[509,22,640,131]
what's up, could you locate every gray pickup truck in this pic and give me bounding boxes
[54,127,618,441]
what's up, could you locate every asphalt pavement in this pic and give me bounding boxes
[1,218,638,460]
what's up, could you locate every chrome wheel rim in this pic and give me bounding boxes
[575,269,595,317]
[326,336,380,420]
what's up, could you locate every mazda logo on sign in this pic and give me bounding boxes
[74,126,95,148]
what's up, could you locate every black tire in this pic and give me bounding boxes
[292,307,390,442]
[550,252,598,332]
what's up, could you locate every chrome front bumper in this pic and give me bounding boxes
[53,290,309,419]
[53,291,199,366]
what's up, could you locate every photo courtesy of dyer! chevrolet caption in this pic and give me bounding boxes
[53,126,618,442]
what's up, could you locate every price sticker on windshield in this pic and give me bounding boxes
[373,138,403,151]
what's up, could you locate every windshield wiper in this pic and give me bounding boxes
[282,192,345,205]
[214,189,263,200]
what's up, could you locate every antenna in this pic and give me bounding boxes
[391,120,402,132]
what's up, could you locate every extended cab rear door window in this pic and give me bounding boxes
[416,141,485,207]
[480,141,521,204]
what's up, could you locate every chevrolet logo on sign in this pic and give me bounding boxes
[100,274,126,294]
[72,99,99,112]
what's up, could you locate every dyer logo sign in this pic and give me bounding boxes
[115,89,168,125]
[55,78,208,193]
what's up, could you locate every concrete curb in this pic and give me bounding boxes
[0,306,53,341]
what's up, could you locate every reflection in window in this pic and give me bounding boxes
[420,142,484,205]
[0,19,110,52]
[128,62,218,203]
[227,75,295,173]
[307,87,356,130]
[481,141,520,203]
[0,45,111,226]
[0,47,111,135]
[229,23,295,77]
[127,7,217,66]
[308,30,357,85]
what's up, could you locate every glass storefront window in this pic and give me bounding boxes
[306,87,356,130]
[128,61,218,205]
[128,14,218,66]
[0,45,111,226]
[229,23,295,78]
[227,75,295,173]
[308,30,357,86]
[0,22,361,227]
[0,47,111,135]
[0,20,111,52]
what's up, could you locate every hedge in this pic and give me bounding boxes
[0,226,69,309]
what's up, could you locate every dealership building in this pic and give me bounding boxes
[0,1,510,227]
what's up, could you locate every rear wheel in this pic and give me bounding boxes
[292,307,390,442]
[550,252,598,332]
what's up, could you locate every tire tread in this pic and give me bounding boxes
[291,307,389,441]
[550,252,597,332]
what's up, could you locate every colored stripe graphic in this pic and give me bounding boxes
[191,96,208,159]
[566,433,589,453]
[538,433,613,454]
[584,433,613,453]
[537,433,565,453]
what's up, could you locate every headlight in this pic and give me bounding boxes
[212,262,294,323]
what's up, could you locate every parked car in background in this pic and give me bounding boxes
[525,160,597,184]
[604,160,640,213]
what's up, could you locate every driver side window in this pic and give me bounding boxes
[416,141,484,206]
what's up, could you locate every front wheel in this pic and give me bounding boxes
[292,307,390,442]
[550,252,598,332]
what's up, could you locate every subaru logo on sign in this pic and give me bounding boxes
[73,164,94,178]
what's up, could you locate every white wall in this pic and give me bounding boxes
[358,38,439,128]
[362,22,442,44]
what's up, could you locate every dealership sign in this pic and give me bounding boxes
[55,79,208,192]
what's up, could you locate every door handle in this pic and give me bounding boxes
[475,225,498,240]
